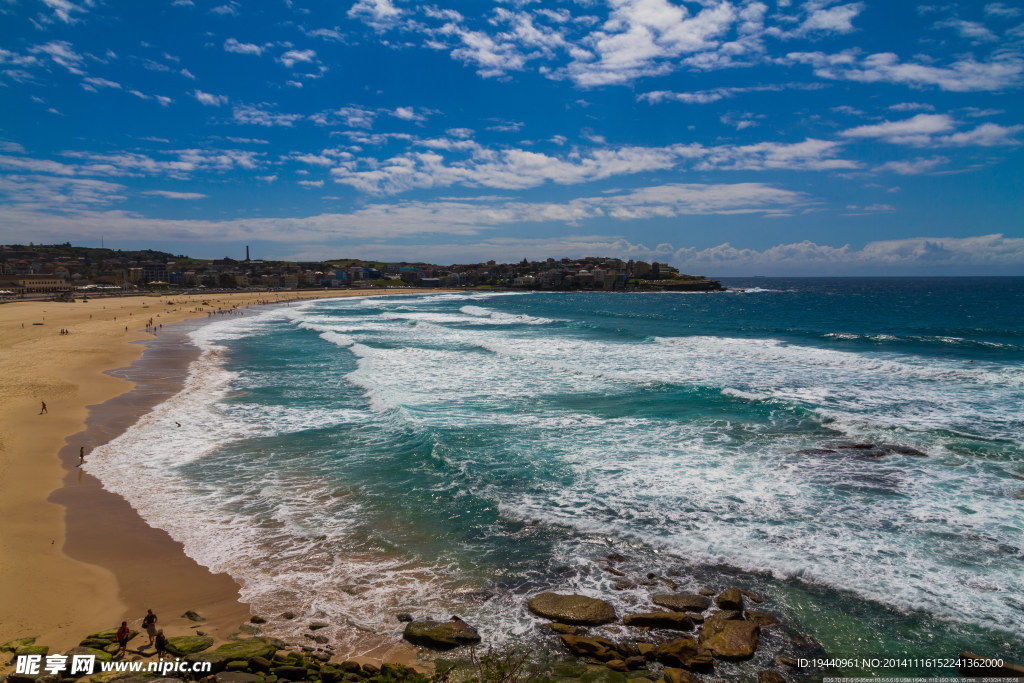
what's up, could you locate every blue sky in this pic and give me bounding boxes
[1,0,1023,274]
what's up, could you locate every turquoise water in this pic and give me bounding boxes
[88,279,1024,672]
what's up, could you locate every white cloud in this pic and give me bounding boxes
[695,139,859,172]
[193,90,228,106]
[39,0,88,24]
[30,41,85,75]
[143,190,207,200]
[841,114,956,145]
[278,49,316,68]
[224,38,264,55]
[233,104,304,127]
[985,3,1023,18]
[347,0,402,29]
[934,18,998,43]
[876,156,948,175]
[81,76,121,91]
[784,50,1024,92]
[298,179,325,188]
[391,106,426,122]
[889,102,935,112]
[940,122,1024,146]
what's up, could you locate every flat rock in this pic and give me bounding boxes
[529,592,617,625]
[187,639,277,673]
[548,622,579,635]
[402,617,481,650]
[559,635,617,661]
[623,612,695,631]
[655,637,713,670]
[652,594,711,614]
[64,646,112,664]
[698,616,759,660]
[165,636,214,657]
[715,588,744,611]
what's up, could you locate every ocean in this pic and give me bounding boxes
[86,278,1024,673]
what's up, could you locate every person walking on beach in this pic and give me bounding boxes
[39,401,47,414]
[141,610,156,647]
[154,630,167,661]
[79,446,85,467]
[115,621,130,657]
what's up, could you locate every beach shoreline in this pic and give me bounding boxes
[0,290,446,662]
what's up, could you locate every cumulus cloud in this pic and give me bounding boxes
[193,90,228,106]
[841,114,955,145]
[278,49,317,68]
[783,50,1024,92]
[224,38,264,55]
[347,0,402,30]
[875,156,948,175]
[940,122,1024,146]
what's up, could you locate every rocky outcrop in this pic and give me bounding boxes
[164,635,214,657]
[652,593,712,613]
[622,612,696,630]
[655,637,713,670]
[186,639,278,673]
[698,616,759,660]
[528,592,617,625]
[402,617,481,650]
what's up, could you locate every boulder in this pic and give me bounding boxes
[636,642,656,658]
[361,664,380,676]
[225,661,249,672]
[623,656,646,670]
[528,592,617,625]
[623,613,695,631]
[402,617,481,650]
[559,635,617,661]
[309,622,329,631]
[655,637,713,670]
[165,636,214,657]
[698,616,759,660]
[272,666,308,681]
[745,611,780,629]
[280,612,297,620]
[710,610,743,621]
[249,616,267,625]
[14,645,49,657]
[663,668,702,683]
[548,622,579,635]
[715,588,744,611]
[652,594,711,613]
[605,660,628,672]
[182,610,206,622]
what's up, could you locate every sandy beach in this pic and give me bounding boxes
[0,290,434,661]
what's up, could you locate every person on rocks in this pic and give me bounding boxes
[154,630,168,660]
[142,609,158,647]
[115,621,130,657]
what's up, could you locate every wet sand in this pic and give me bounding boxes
[0,290,441,661]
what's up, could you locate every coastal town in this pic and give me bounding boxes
[0,244,722,299]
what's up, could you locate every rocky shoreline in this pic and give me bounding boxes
[5,568,1023,683]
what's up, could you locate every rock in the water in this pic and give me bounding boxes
[745,611,780,628]
[402,617,481,650]
[280,611,297,620]
[165,636,214,657]
[711,610,743,621]
[775,657,799,668]
[698,616,759,660]
[636,642,656,658]
[793,449,836,456]
[548,622,579,635]
[272,666,308,681]
[652,594,711,614]
[250,616,267,624]
[741,590,764,604]
[605,659,628,672]
[663,668,702,683]
[182,610,206,622]
[715,588,744,611]
[758,671,786,683]
[655,637,713,670]
[529,592,617,625]
[309,622,329,630]
[623,612,695,630]
[559,635,617,661]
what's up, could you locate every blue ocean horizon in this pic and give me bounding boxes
[87,278,1024,673]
